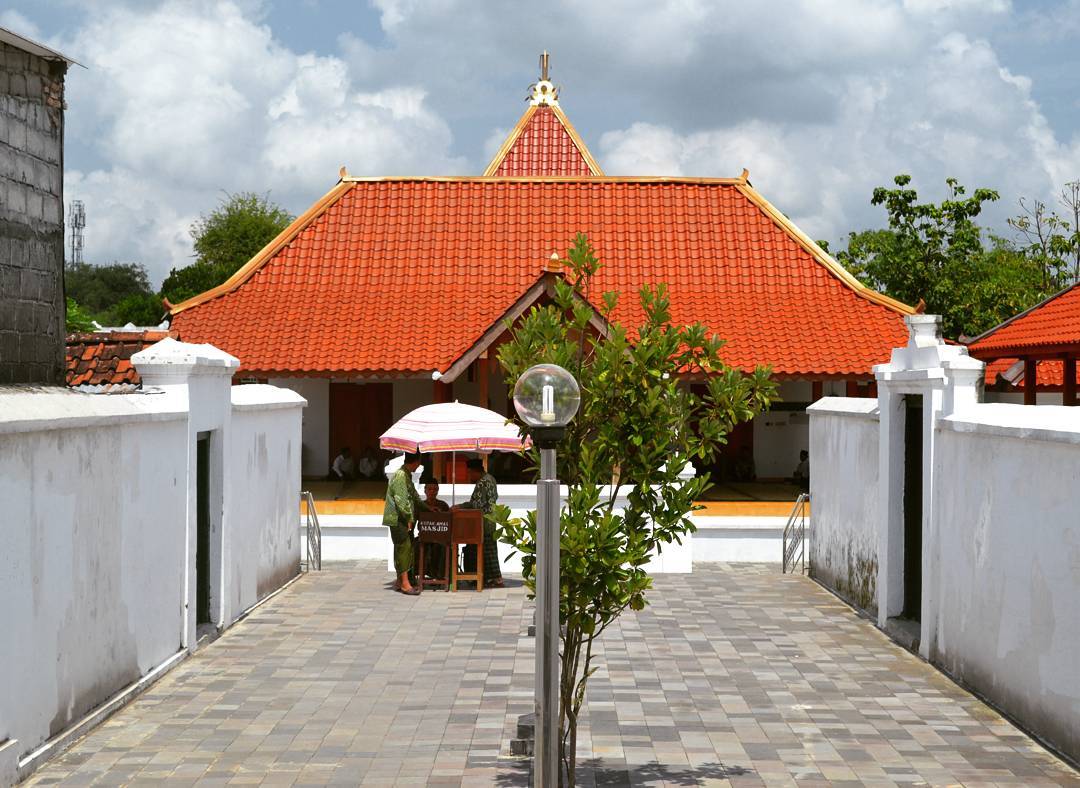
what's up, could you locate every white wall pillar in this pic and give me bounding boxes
[873,315,983,659]
[133,338,239,651]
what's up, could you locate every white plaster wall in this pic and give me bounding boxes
[807,398,880,614]
[227,387,305,618]
[268,378,328,477]
[0,390,189,765]
[392,380,434,421]
[931,408,1080,759]
[753,410,809,478]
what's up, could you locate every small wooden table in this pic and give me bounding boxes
[416,510,484,592]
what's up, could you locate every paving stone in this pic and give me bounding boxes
[23,562,1080,786]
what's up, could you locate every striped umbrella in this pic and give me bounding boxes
[379,402,526,453]
[380,402,527,504]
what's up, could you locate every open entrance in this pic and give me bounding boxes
[902,394,923,621]
[196,432,212,626]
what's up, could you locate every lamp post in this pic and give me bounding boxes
[513,364,580,787]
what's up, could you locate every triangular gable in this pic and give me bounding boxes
[440,269,610,383]
[483,104,603,177]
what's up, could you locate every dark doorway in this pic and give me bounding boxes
[196,432,211,626]
[902,395,923,620]
[329,382,393,470]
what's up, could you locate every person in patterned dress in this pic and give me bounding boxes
[454,458,502,587]
[382,452,427,595]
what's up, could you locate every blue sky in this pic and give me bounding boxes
[4,0,1080,286]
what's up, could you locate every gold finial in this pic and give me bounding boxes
[528,51,559,106]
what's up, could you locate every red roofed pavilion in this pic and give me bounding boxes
[968,283,1080,406]
[169,56,913,479]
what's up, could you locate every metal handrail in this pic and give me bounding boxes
[782,492,810,574]
[301,490,322,571]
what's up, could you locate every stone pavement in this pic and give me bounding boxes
[27,563,1078,786]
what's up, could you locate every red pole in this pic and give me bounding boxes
[1023,358,1037,406]
[1064,357,1076,407]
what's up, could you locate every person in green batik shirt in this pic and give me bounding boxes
[383,452,427,595]
[454,458,503,587]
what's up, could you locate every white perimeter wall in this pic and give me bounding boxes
[0,358,305,781]
[931,406,1080,758]
[0,391,189,771]
[228,387,303,613]
[807,399,880,614]
[269,378,328,478]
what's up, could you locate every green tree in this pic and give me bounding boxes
[491,235,776,785]
[1007,181,1080,285]
[110,292,165,327]
[837,174,1055,337]
[65,297,96,333]
[65,261,153,317]
[161,192,292,305]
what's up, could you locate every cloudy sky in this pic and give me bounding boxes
[5,0,1080,286]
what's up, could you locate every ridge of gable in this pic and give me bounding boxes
[483,104,603,177]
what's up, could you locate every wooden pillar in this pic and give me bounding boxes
[845,380,858,398]
[811,380,823,402]
[1023,357,1037,406]
[477,355,489,410]
[1064,357,1076,406]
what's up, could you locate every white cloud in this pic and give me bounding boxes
[0,10,41,39]
[60,0,464,284]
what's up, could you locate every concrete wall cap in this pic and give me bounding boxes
[132,337,240,377]
[807,397,880,419]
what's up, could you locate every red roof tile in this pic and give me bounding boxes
[65,330,176,387]
[984,357,1080,389]
[969,284,1080,358]
[485,106,602,177]
[169,176,911,379]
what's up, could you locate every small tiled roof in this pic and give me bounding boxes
[168,175,912,379]
[984,357,1080,389]
[484,105,602,177]
[66,330,176,387]
[968,284,1080,359]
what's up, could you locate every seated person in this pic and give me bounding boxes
[732,446,756,483]
[330,446,357,480]
[420,479,450,579]
[454,458,503,587]
[793,450,810,489]
[424,480,450,511]
[356,446,383,480]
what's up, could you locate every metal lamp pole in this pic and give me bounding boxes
[512,364,579,788]
[534,431,562,787]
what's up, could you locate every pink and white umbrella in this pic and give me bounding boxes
[379,402,527,454]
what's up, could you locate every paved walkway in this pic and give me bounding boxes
[28,563,1078,786]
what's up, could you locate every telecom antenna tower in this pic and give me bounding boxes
[68,200,85,265]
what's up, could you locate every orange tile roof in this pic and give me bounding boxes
[984,357,1080,389]
[484,105,603,177]
[968,284,1080,359]
[169,175,912,379]
[66,330,176,387]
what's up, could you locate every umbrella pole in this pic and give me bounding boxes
[451,450,456,506]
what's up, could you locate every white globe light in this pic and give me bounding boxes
[512,364,580,427]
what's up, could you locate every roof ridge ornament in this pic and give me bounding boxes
[528,50,560,106]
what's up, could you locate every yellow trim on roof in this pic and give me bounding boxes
[169,180,355,317]
[481,104,603,177]
[340,174,744,184]
[734,181,915,317]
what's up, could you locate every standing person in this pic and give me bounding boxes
[454,458,503,587]
[793,449,810,490]
[383,452,426,595]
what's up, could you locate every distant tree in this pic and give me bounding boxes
[1008,180,1080,285]
[837,174,1055,338]
[65,297,96,333]
[110,292,165,327]
[65,261,153,317]
[161,192,293,305]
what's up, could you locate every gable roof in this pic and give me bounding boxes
[484,105,603,177]
[169,173,912,379]
[968,283,1080,359]
[985,357,1080,390]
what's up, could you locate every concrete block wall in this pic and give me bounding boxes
[0,41,66,385]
